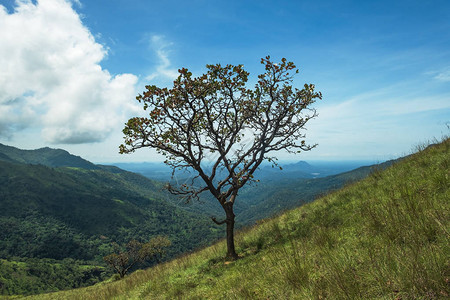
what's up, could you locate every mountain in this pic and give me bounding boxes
[112,159,372,182]
[0,144,225,295]
[111,162,172,180]
[0,143,98,169]
[0,145,224,259]
[254,161,314,179]
[34,137,449,299]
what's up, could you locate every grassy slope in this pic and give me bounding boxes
[22,138,449,299]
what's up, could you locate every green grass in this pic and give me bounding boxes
[22,138,449,299]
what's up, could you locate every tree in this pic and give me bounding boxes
[103,236,171,278]
[120,56,322,259]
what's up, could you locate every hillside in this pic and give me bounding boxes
[235,158,399,224]
[0,143,98,169]
[24,137,449,299]
[0,142,381,296]
[0,161,222,257]
[162,158,398,225]
[0,145,224,295]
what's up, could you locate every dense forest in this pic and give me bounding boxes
[0,144,224,295]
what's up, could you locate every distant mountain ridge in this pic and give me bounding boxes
[114,159,380,182]
[0,143,98,169]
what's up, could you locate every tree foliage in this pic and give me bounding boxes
[0,258,107,296]
[103,236,171,278]
[121,56,322,259]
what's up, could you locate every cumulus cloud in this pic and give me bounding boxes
[0,0,138,144]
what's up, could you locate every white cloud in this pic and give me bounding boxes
[434,70,450,82]
[145,35,179,81]
[301,81,450,160]
[425,66,450,82]
[0,0,138,144]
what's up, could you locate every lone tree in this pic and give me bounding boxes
[104,236,171,278]
[120,56,322,260]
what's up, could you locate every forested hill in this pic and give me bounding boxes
[0,143,98,169]
[0,144,224,259]
[0,144,224,295]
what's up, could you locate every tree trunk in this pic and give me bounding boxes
[224,203,238,260]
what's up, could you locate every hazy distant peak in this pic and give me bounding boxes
[291,160,312,167]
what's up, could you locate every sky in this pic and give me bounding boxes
[0,0,449,163]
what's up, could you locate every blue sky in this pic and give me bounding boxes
[0,0,449,163]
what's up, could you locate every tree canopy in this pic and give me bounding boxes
[121,56,322,259]
[104,236,171,278]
